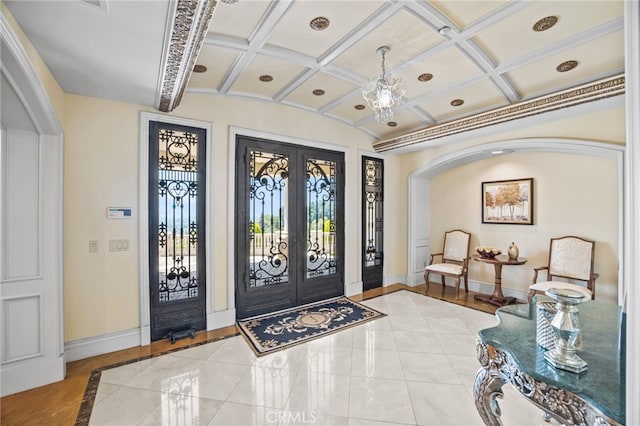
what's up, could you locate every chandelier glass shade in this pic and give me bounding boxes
[362,46,406,122]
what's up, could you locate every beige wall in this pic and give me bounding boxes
[62,94,625,340]
[63,95,149,340]
[429,152,619,302]
[384,106,625,280]
[62,92,390,341]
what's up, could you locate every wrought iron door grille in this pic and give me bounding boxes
[248,150,290,288]
[306,158,337,278]
[157,128,199,302]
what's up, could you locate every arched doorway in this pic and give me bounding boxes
[406,138,624,305]
[1,15,65,396]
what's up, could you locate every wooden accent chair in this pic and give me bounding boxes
[424,229,471,299]
[528,236,599,302]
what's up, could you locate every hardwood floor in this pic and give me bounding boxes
[0,283,499,426]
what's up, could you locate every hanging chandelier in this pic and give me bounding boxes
[362,46,406,122]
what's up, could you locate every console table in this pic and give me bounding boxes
[474,300,625,425]
[472,254,526,307]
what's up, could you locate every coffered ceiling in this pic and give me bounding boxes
[4,0,625,145]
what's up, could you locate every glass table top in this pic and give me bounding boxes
[477,298,625,424]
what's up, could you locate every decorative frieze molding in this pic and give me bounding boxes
[158,0,217,112]
[374,73,625,152]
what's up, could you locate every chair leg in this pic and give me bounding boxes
[424,271,430,293]
[454,277,460,299]
[441,275,445,288]
[464,272,469,293]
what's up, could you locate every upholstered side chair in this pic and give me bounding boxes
[528,235,598,302]
[424,229,471,299]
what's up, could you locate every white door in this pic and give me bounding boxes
[0,28,65,396]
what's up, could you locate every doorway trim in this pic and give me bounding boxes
[0,14,64,395]
[227,127,350,315]
[139,112,213,345]
[406,137,624,304]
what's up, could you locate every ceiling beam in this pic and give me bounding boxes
[157,0,217,112]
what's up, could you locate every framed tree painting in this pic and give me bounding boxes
[482,178,533,225]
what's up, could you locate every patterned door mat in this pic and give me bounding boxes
[237,296,386,356]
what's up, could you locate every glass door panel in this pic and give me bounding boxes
[362,156,383,290]
[306,158,337,279]
[249,150,290,287]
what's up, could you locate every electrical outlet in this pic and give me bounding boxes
[109,239,130,252]
[89,240,98,253]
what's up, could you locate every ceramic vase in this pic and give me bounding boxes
[508,242,519,260]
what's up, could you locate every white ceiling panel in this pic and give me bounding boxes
[326,92,371,124]
[189,45,240,91]
[230,54,307,99]
[429,0,510,28]
[331,8,443,79]
[265,1,382,59]
[419,78,508,121]
[284,71,357,110]
[362,108,426,136]
[397,46,483,99]
[208,1,271,41]
[507,30,624,99]
[473,0,624,66]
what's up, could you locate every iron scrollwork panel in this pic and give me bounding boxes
[248,150,290,288]
[364,158,383,268]
[157,128,200,302]
[306,158,337,279]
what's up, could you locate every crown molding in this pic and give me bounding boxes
[157,0,217,112]
[374,73,625,153]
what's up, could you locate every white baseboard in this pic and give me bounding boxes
[410,272,425,286]
[467,279,528,301]
[140,325,151,346]
[208,308,236,329]
[410,274,529,301]
[346,281,363,297]
[1,354,65,397]
[64,328,141,362]
[384,274,407,286]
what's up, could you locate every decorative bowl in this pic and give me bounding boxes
[476,247,501,258]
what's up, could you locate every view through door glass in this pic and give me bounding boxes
[362,156,384,290]
[149,121,206,341]
[235,136,344,319]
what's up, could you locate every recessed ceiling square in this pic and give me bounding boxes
[229,54,307,99]
[506,30,624,99]
[418,78,508,122]
[284,71,357,110]
[473,0,624,66]
[397,47,483,101]
[208,1,270,40]
[332,9,441,79]
[265,1,382,59]
[429,0,509,28]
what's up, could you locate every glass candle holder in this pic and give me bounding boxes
[543,287,589,373]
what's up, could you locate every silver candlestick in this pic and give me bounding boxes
[543,287,589,373]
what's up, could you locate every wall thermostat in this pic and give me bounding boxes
[107,207,133,219]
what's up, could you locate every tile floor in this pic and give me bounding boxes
[89,290,558,425]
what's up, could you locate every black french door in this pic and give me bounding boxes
[148,121,207,341]
[362,156,384,291]
[235,135,345,319]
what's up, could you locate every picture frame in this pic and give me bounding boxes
[482,178,533,225]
